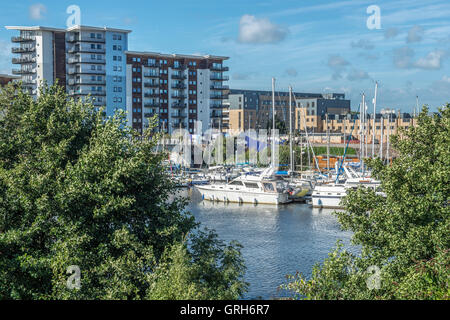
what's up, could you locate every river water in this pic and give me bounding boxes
[181,189,353,300]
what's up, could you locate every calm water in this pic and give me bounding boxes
[181,189,353,300]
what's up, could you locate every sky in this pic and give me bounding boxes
[0,0,449,112]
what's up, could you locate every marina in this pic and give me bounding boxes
[183,188,353,299]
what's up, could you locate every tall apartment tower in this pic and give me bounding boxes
[6,25,131,116]
[125,52,229,134]
[6,26,67,98]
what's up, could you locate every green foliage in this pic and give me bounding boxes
[0,83,247,299]
[283,105,450,299]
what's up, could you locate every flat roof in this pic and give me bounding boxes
[125,50,229,60]
[5,26,66,32]
[5,25,132,33]
[0,74,20,79]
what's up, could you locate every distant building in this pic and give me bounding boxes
[226,89,350,133]
[0,74,20,87]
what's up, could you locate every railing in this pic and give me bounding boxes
[171,112,187,118]
[12,47,35,53]
[210,103,225,109]
[210,74,229,81]
[144,92,159,98]
[11,36,35,42]
[210,65,229,72]
[12,57,36,64]
[211,94,228,99]
[143,72,159,78]
[172,122,186,128]
[12,69,35,75]
[144,112,156,118]
[210,84,229,90]
[171,94,186,99]
[172,102,187,108]
[172,64,186,70]
[144,103,160,108]
[171,83,186,89]
[171,73,187,80]
[145,61,160,68]
[144,82,159,88]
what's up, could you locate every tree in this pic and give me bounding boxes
[283,105,450,299]
[0,83,247,299]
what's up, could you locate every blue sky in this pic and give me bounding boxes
[0,0,449,112]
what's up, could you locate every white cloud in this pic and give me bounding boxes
[350,39,374,50]
[413,50,446,69]
[347,69,370,81]
[285,67,298,77]
[29,3,47,20]
[406,25,424,43]
[238,15,287,44]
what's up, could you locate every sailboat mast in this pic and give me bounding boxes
[372,81,378,158]
[271,77,276,168]
[289,86,293,173]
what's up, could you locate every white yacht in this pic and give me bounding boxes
[311,166,382,208]
[195,168,291,205]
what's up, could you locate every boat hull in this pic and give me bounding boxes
[195,186,291,205]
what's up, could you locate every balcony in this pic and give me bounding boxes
[144,61,160,68]
[21,79,36,85]
[171,73,187,80]
[172,64,186,70]
[143,72,159,78]
[144,112,157,118]
[172,122,186,128]
[210,65,229,72]
[68,46,105,54]
[144,82,159,88]
[12,47,35,54]
[144,92,159,98]
[67,78,106,86]
[144,102,160,108]
[11,36,35,42]
[210,103,225,109]
[171,112,187,118]
[210,74,229,81]
[210,111,222,118]
[172,102,187,109]
[12,68,35,75]
[171,83,186,89]
[171,94,186,99]
[12,57,36,64]
[68,68,106,75]
[69,90,106,96]
[210,84,229,90]
[211,94,228,100]
[68,57,106,64]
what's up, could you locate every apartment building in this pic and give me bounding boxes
[125,52,229,134]
[6,25,131,116]
[298,111,417,144]
[227,89,350,132]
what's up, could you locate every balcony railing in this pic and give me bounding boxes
[172,102,187,108]
[210,103,225,109]
[171,73,187,80]
[144,82,159,88]
[210,74,229,81]
[68,57,106,64]
[68,46,105,54]
[11,36,35,42]
[210,84,229,90]
[67,79,106,86]
[210,65,229,72]
[172,122,186,128]
[172,64,186,70]
[144,92,159,98]
[144,102,160,108]
[144,61,160,68]
[143,72,159,78]
[211,94,228,100]
[68,68,106,75]
[171,83,186,89]
[144,112,157,118]
[12,47,35,54]
[171,94,186,99]
[12,57,36,64]
[12,69,35,75]
[69,90,106,96]
[171,112,187,118]
[210,112,222,118]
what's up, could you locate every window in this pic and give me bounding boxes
[244,182,259,189]
[229,181,243,186]
[263,183,274,191]
[96,33,102,39]
[90,33,95,38]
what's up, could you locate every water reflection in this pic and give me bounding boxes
[180,188,352,299]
